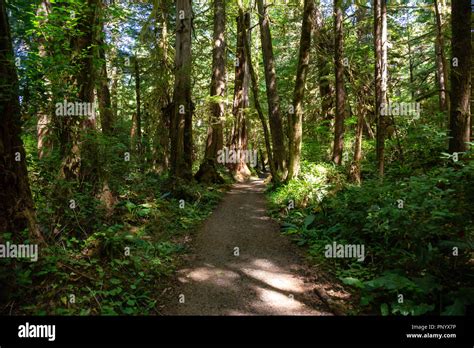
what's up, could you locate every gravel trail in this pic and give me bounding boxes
[164,178,333,315]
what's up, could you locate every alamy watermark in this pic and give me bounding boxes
[380,102,421,119]
[325,242,365,262]
[55,100,96,120]
[0,242,38,262]
[18,322,55,341]
[217,147,257,168]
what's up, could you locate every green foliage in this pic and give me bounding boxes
[1,176,224,315]
[269,161,345,208]
[269,158,474,315]
[5,0,473,319]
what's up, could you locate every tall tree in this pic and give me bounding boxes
[170,0,193,180]
[95,1,117,212]
[228,8,251,181]
[0,0,42,240]
[35,0,53,160]
[448,0,471,154]
[331,0,345,165]
[434,0,449,112]
[244,18,275,177]
[195,0,226,183]
[153,0,172,173]
[287,0,314,180]
[349,3,371,184]
[59,0,99,181]
[131,56,142,154]
[313,4,334,130]
[96,6,114,136]
[374,0,388,177]
[257,0,286,181]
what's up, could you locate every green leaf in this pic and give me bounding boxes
[341,277,364,289]
[442,299,466,315]
[303,214,316,228]
[125,201,136,213]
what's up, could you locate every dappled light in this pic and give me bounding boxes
[1,0,471,329]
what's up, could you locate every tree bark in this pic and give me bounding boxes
[97,57,113,136]
[332,0,345,165]
[154,0,171,173]
[0,0,42,241]
[374,0,388,177]
[349,3,370,184]
[313,5,334,130]
[472,11,474,144]
[434,0,449,112]
[257,0,286,181]
[350,102,365,184]
[407,28,415,100]
[132,57,142,154]
[228,9,251,181]
[96,9,114,135]
[60,0,99,181]
[243,14,275,177]
[287,0,314,180]
[170,0,193,180]
[95,2,117,213]
[196,0,226,183]
[36,0,53,160]
[448,0,471,154]
[204,0,225,161]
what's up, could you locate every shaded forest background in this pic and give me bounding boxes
[0,0,472,315]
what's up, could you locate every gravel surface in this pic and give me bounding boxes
[164,179,333,315]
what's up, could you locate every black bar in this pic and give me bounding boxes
[0,316,472,346]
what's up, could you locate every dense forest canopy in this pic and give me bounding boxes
[0,0,472,316]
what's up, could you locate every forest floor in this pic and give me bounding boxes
[162,178,350,315]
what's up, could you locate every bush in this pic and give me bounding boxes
[269,159,474,315]
[269,161,345,208]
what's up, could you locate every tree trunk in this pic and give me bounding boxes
[448,0,471,154]
[350,102,365,184]
[228,9,251,181]
[36,0,53,160]
[374,0,388,177]
[313,5,334,130]
[287,0,314,180]
[244,14,275,177]
[60,0,99,181]
[132,57,142,154]
[332,0,345,165]
[96,17,114,135]
[349,3,370,184]
[154,0,171,173]
[257,0,286,181]
[472,15,474,144]
[110,64,118,119]
[157,100,171,173]
[196,0,226,183]
[0,0,42,241]
[407,29,415,100]
[434,0,449,112]
[95,1,117,213]
[170,0,193,180]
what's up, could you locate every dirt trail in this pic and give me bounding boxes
[164,178,333,315]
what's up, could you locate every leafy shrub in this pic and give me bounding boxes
[269,159,474,315]
[269,161,345,208]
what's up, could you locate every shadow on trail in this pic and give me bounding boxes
[164,179,332,315]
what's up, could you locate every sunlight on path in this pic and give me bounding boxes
[165,179,332,315]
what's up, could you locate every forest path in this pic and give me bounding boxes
[163,178,333,315]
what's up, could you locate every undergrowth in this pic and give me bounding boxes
[268,148,474,316]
